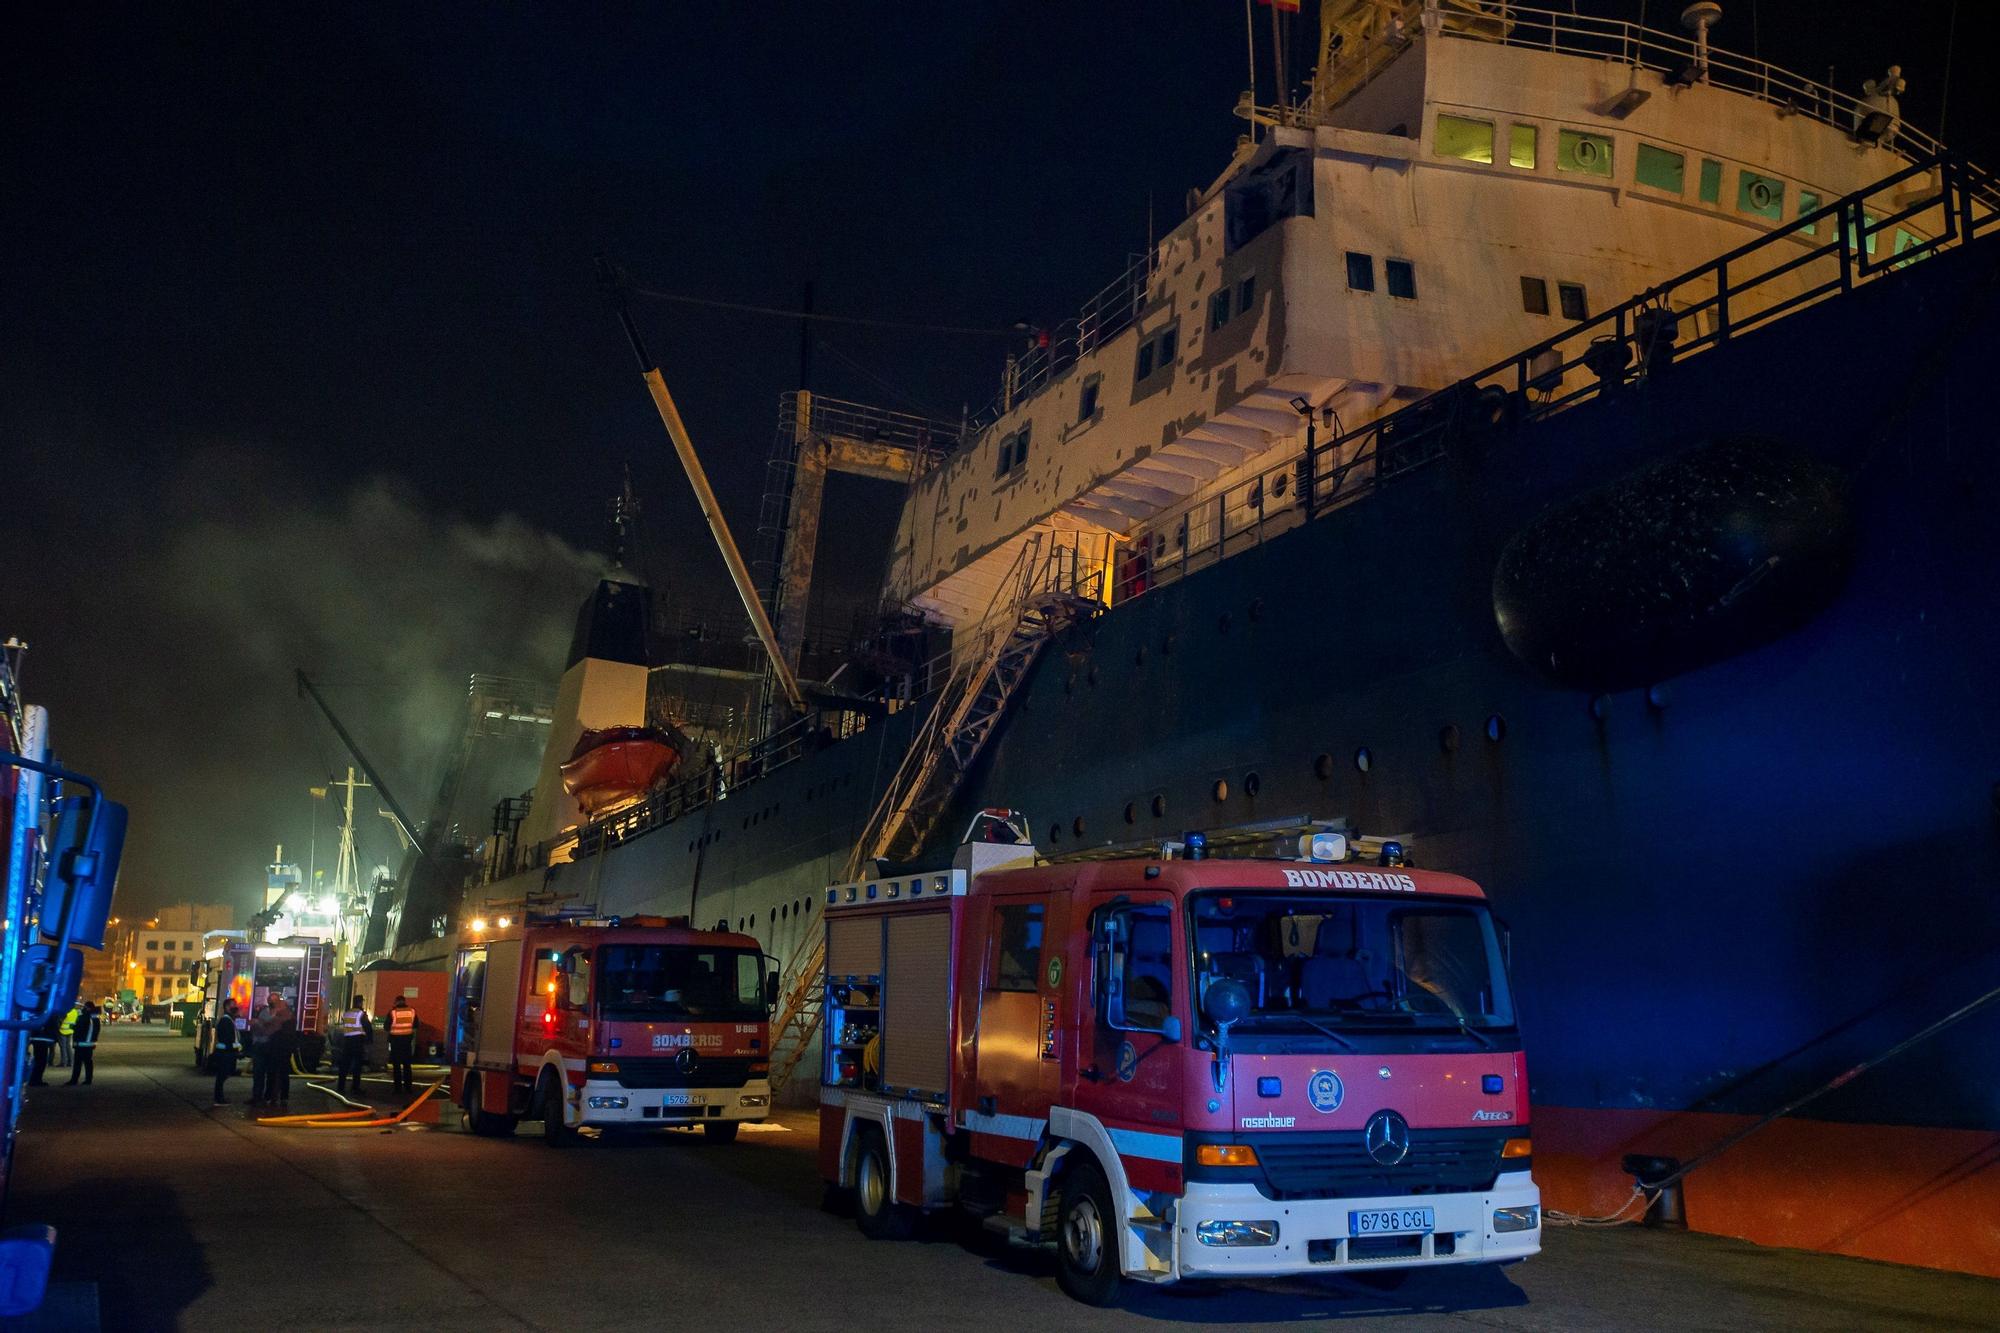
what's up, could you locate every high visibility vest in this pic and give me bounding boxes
[341,1008,367,1037]
[388,1007,415,1037]
[59,1007,78,1036]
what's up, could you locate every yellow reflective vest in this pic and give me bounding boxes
[59,1007,79,1036]
[340,1008,368,1037]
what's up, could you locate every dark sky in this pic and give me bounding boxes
[1,2,1981,917]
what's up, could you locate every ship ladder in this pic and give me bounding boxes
[768,930,825,1096]
[846,532,1101,881]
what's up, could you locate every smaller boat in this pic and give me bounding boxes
[558,725,683,816]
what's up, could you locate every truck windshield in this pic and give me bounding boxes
[597,945,765,1021]
[1190,892,1514,1032]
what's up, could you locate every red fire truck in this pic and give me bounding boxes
[448,914,778,1144]
[818,815,1539,1304]
[192,933,332,1071]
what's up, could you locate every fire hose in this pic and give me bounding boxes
[255,1077,445,1129]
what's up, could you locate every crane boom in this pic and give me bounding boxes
[293,670,429,858]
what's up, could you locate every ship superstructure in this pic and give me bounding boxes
[433,1,2000,1279]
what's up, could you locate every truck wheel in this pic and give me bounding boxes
[536,1070,572,1147]
[460,1075,517,1137]
[1056,1161,1123,1307]
[853,1129,913,1241]
[703,1121,739,1144]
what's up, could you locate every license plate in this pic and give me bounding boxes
[1349,1207,1434,1236]
[662,1093,707,1108]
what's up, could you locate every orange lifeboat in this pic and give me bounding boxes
[558,725,682,816]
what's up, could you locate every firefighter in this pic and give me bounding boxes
[55,1003,79,1068]
[335,996,372,1094]
[66,1001,101,1086]
[384,995,417,1092]
[26,1010,61,1086]
[211,999,243,1105]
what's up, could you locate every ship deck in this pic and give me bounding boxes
[9,1025,1995,1331]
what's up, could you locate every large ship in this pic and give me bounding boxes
[400,2,1999,1277]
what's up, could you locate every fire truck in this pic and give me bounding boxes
[192,932,332,1071]
[817,814,1540,1304]
[448,914,778,1144]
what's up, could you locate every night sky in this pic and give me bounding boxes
[2,2,1982,917]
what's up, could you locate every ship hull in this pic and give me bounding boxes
[544,231,2000,1273]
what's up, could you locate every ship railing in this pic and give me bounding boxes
[1287,2,1944,162]
[1112,150,1995,605]
[779,391,962,471]
[965,250,1157,435]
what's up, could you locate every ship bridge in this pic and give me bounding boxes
[878,0,1953,632]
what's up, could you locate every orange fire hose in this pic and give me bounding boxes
[256,1078,446,1129]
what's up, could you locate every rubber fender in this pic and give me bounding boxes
[1492,437,1853,692]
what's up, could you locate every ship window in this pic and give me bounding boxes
[1385,258,1416,300]
[1158,326,1178,364]
[1737,170,1784,221]
[1238,275,1255,310]
[1078,378,1100,423]
[1844,212,1880,257]
[1636,143,1684,194]
[1557,130,1612,178]
[988,902,1044,994]
[1557,282,1589,321]
[1520,276,1549,315]
[1796,190,1822,236]
[1698,158,1723,204]
[1135,341,1155,381]
[1209,288,1231,330]
[1508,123,1537,170]
[994,424,1030,479]
[1346,251,1375,292]
[1433,114,1494,164]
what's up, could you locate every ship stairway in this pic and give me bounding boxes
[768,929,825,1097]
[847,532,1102,882]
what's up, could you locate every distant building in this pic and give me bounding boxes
[109,903,233,1005]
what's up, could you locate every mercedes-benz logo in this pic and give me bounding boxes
[675,1047,698,1073]
[1364,1109,1411,1166]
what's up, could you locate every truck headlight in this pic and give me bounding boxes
[1493,1206,1539,1233]
[738,1094,769,1108]
[1195,1219,1279,1247]
[585,1096,629,1110]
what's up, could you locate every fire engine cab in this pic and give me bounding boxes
[448,913,777,1144]
[817,814,1539,1304]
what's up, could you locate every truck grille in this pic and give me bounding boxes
[1247,1129,1510,1200]
[612,1057,757,1090]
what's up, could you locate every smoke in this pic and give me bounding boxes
[8,443,602,917]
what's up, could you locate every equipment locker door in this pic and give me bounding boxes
[969,889,1068,1162]
[1072,892,1186,1193]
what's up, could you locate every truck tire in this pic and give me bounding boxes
[460,1074,517,1137]
[703,1121,740,1144]
[1056,1160,1123,1307]
[852,1128,913,1241]
[536,1069,573,1147]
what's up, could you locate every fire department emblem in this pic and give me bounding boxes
[1115,1040,1139,1082]
[1045,956,1063,988]
[1307,1069,1343,1113]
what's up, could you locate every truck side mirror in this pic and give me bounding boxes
[1201,977,1250,1029]
[1160,1016,1183,1042]
[765,972,780,1009]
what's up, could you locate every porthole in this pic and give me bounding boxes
[1151,794,1168,818]
[1087,665,1099,686]
[779,904,788,921]
[750,913,757,930]
[1486,714,1508,742]
[1354,747,1373,774]
[1273,472,1289,498]
[1212,779,1230,802]
[1124,801,1138,824]
[1248,597,1264,622]
[1243,771,1262,797]
[1314,752,1334,780]
[1440,724,1461,754]
[1049,823,1062,844]
[1072,816,1086,837]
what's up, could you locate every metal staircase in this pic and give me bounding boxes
[846,533,1102,882]
[765,532,1103,1096]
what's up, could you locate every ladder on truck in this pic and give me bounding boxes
[848,532,1101,881]
[297,943,328,1036]
[767,532,1102,1095]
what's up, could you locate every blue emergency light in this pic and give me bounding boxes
[1184,831,1208,861]
[1483,1074,1505,1094]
